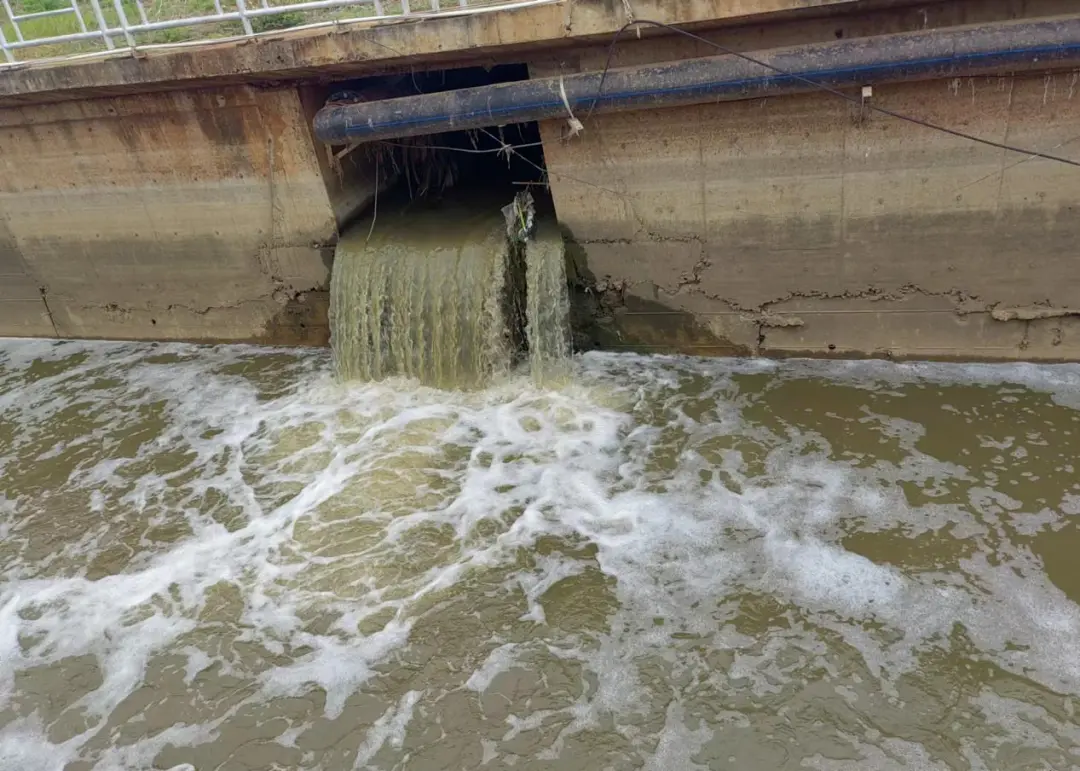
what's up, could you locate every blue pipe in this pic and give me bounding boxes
[313,18,1080,144]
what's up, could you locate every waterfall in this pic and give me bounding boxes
[330,198,570,389]
[526,221,572,386]
[330,207,520,390]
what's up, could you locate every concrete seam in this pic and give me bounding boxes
[996,75,1016,214]
[268,135,278,254]
[38,285,59,337]
[840,98,849,244]
[697,102,707,254]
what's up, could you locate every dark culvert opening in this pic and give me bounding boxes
[372,120,548,205]
[323,64,573,387]
[323,63,551,210]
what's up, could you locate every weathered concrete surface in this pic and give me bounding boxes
[0,0,1076,356]
[0,0,922,106]
[0,219,54,337]
[298,84,382,228]
[542,70,1080,360]
[0,85,350,343]
[533,0,1079,76]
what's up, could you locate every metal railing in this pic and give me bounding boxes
[0,0,553,66]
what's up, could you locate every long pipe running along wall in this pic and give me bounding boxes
[313,18,1080,144]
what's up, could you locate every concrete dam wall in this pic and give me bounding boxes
[541,71,1080,360]
[0,84,376,343]
[2,0,1080,361]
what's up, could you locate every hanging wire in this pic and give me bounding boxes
[586,19,1080,167]
[362,17,1080,188]
[377,139,545,154]
[476,128,628,197]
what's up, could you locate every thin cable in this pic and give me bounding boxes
[940,133,1080,199]
[377,139,545,154]
[587,19,1080,167]
[477,127,628,197]
[366,154,379,243]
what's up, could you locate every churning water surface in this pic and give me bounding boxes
[3,340,1080,770]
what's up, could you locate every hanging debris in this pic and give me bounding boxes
[501,190,536,245]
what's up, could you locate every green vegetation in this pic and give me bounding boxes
[1,0,466,61]
[3,0,232,59]
[250,10,304,32]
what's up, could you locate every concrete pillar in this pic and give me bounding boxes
[0,85,367,344]
[540,72,1080,361]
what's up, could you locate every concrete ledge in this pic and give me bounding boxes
[0,0,916,106]
[551,69,1080,362]
[0,85,343,344]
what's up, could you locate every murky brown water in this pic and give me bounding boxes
[3,340,1080,770]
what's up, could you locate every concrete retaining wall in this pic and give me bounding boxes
[0,85,366,344]
[1,0,1078,360]
[541,70,1080,360]
[0,0,881,105]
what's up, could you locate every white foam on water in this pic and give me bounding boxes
[351,689,423,770]
[466,643,521,692]
[84,724,217,771]
[802,739,954,771]
[0,715,75,771]
[2,341,1080,768]
[763,537,905,613]
[261,620,413,720]
[766,355,1080,410]
[643,702,713,770]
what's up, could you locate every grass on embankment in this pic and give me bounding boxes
[2,0,459,61]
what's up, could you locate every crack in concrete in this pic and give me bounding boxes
[990,306,1080,321]
[165,285,319,316]
[74,281,323,319]
[163,297,281,315]
[579,233,705,246]
[758,313,804,328]
[689,283,986,316]
[38,286,59,337]
[678,255,712,287]
[584,269,1080,357]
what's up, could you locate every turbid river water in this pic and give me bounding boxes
[3,339,1080,770]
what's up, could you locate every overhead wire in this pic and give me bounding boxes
[476,127,628,197]
[363,16,1080,192]
[587,19,1080,167]
[377,139,545,155]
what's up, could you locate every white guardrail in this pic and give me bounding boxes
[0,0,554,66]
